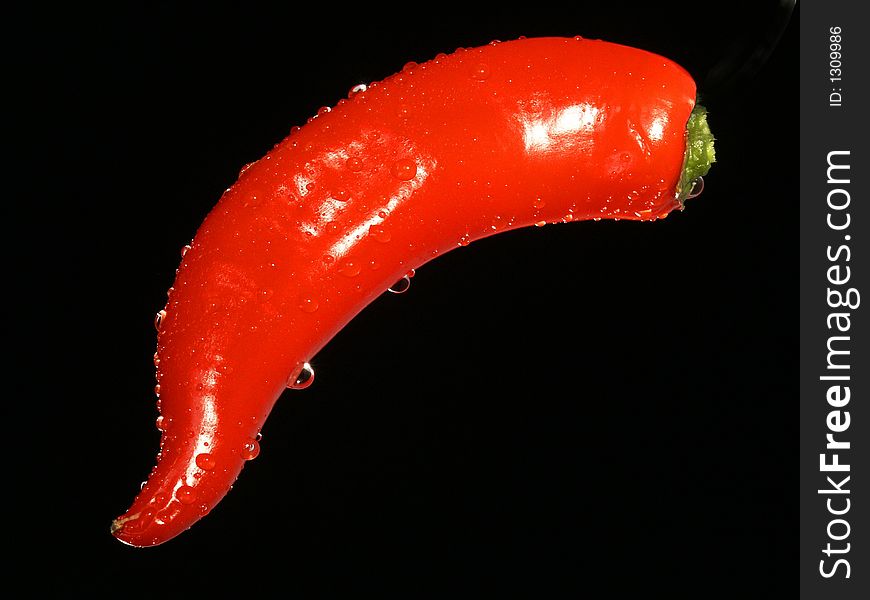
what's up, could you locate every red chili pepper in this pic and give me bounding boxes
[112,36,714,546]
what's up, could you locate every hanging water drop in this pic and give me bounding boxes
[389,275,411,294]
[288,362,315,390]
[154,310,167,331]
[348,83,367,98]
[687,177,705,199]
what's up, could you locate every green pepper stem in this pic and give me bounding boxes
[677,104,715,202]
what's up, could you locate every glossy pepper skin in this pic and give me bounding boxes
[113,36,708,546]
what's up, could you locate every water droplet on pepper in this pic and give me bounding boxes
[195,453,215,470]
[298,296,319,313]
[369,225,391,243]
[339,261,361,277]
[176,486,197,505]
[390,159,417,181]
[470,63,491,80]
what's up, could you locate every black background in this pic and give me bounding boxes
[8,1,797,596]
